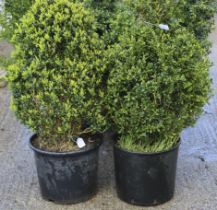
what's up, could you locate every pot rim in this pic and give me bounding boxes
[29,133,103,156]
[114,139,181,156]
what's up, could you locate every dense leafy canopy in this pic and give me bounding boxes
[122,0,217,50]
[0,0,33,40]
[105,10,212,152]
[8,0,107,148]
[5,0,214,152]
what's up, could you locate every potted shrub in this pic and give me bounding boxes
[105,11,211,206]
[7,0,107,204]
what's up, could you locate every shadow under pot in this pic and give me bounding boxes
[29,134,102,204]
[114,141,180,206]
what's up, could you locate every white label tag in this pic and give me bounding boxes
[76,138,86,148]
[159,24,169,31]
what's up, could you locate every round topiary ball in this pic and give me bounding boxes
[7,0,107,150]
[105,15,211,152]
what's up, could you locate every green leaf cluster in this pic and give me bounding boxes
[0,0,116,40]
[122,0,217,50]
[0,0,117,69]
[105,10,212,152]
[0,0,33,69]
[7,0,108,147]
[82,0,116,36]
[179,0,217,40]
[0,0,33,40]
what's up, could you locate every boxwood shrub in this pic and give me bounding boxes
[105,11,211,152]
[7,0,107,150]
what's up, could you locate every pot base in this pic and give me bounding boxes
[114,142,180,206]
[29,134,102,204]
[43,192,96,204]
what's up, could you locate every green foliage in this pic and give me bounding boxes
[105,12,211,152]
[0,55,13,69]
[83,0,116,35]
[0,0,116,69]
[0,0,116,40]
[0,0,33,70]
[122,0,217,49]
[179,0,217,40]
[0,0,33,40]
[5,0,214,153]
[7,0,108,148]
[122,0,182,23]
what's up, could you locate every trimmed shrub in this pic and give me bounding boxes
[105,12,211,152]
[7,0,107,150]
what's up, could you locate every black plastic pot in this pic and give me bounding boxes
[114,142,180,206]
[29,134,102,204]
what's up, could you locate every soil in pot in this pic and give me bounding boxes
[32,132,101,152]
[29,133,102,204]
[114,142,180,206]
